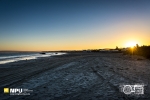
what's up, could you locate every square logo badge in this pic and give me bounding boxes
[4,88,9,93]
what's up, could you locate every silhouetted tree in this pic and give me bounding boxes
[136,44,139,48]
[116,46,119,50]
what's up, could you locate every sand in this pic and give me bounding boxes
[0,52,150,100]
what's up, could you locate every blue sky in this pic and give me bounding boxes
[0,0,150,51]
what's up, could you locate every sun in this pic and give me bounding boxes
[125,41,137,47]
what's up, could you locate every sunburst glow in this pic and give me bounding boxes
[125,41,137,47]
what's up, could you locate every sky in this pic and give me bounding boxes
[0,0,150,51]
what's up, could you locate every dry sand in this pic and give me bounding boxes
[0,52,150,100]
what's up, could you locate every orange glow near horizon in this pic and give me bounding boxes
[125,41,137,48]
[0,37,149,51]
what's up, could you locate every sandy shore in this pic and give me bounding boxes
[0,52,150,100]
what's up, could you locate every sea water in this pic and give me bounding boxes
[0,52,65,64]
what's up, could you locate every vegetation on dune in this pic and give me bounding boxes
[123,44,150,59]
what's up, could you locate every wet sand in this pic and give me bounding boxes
[1,52,150,100]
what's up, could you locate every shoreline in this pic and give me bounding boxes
[0,52,66,65]
[1,52,150,99]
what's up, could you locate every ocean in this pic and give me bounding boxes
[0,52,65,64]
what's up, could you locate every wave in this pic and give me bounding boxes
[0,52,65,64]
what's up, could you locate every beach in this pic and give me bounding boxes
[1,52,150,100]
